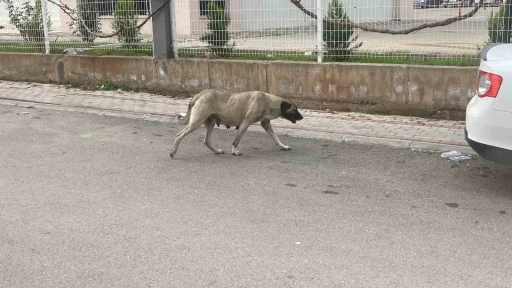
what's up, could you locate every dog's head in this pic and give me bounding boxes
[280,101,303,124]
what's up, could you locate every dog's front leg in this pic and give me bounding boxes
[231,121,251,156]
[261,120,291,151]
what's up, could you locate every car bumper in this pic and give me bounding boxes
[465,95,512,165]
[465,128,512,165]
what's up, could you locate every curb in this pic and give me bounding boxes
[276,128,476,155]
[1,99,476,156]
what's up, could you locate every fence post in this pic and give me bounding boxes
[170,0,178,58]
[150,0,176,59]
[317,0,323,63]
[41,0,50,54]
[504,0,512,43]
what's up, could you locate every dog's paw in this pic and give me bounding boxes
[231,146,242,156]
[170,152,176,158]
[215,149,225,154]
[280,145,292,151]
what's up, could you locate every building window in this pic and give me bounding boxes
[97,0,150,16]
[199,0,226,17]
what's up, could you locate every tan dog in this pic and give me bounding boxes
[170,89,303,158]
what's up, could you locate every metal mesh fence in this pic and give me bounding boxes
[0,0,154,54]
[0,0,507,62]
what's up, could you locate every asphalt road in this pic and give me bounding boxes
[1,105,512,288]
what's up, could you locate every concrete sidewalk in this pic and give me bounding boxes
[0,80,473,154]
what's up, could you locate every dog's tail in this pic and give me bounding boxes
[175,111,189,125]
[174,97,196,125]
[175,90,212,125]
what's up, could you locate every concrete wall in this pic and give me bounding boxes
[0,53,478,119]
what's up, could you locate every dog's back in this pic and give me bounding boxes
[176,89,273,125]
[175,89,230,124]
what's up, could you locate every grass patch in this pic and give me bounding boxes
[0,42,152,56]
[98,79,118,90]
[85,42,153,56]
[98,79,133,91]
[346,53,479,66]
[0,42,479,66]
[0,42,94,54]
[177,50,478,66]
[85,48,152,57]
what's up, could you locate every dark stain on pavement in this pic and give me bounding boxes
[321,153,338,159]
[323,190,340,195]
[445,203,459,208]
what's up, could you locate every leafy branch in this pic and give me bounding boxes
[290,0,486,35]
[46,0,170,38]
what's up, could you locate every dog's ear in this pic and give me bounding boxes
[280,101,292,115]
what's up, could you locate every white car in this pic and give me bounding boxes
[482,0,500,6]
[443,0,470,7]
[465,43,512,165]
[442,0,498,7]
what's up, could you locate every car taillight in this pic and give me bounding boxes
[477,70,503,98]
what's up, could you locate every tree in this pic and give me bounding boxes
[487,5,506,44]
[68,0,102,43]
[112,0,142,48]
[200,2,235,57]
[323,0,362,61]
[1,0,52,51]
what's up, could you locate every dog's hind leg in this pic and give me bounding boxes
[204,121,225,155]
[231,121,252,156]
[261,120,291,151]
[170,118,204,159]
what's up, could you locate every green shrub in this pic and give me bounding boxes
[111,0,141,48]
[68,0,102,43]
[1,0,52,50]
[322,0,362,61]
[199,2,234,57]
[487,5,507,43]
